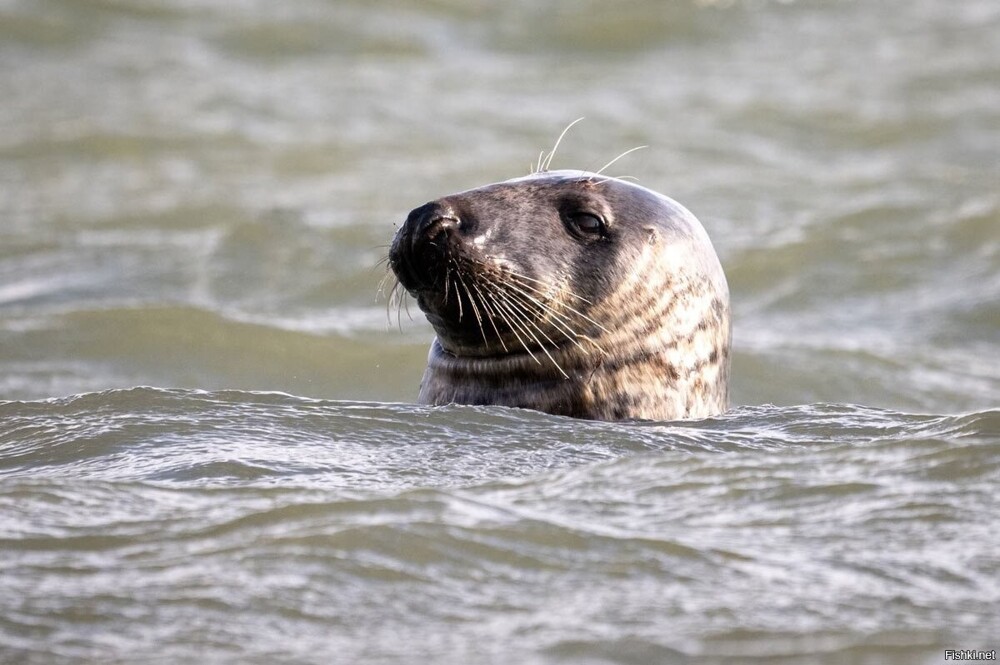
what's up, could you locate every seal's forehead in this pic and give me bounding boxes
[501,170,598,186]
[495,171,674,208]
[499,170,660,200]
[451,170,597,200]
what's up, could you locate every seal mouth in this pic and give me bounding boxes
[414,253,608,374]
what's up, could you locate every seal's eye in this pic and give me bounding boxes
[566,212,606,238]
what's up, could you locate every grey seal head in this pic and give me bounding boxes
[388,169,730,421]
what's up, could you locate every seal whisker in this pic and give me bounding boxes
[444,257,460,308]
[493,289,570,378]
[453,268,489,348]
[504,276,612,335]
[496,290,580,377]
[496,281,593,355]
[402,286,412,320]
[469,281,509,353]
[488,291,542,366]
[490,287,570,374]
[500,279,581,328]
[444,261,464,323]
[502,275,608,335]
[385,279,399,326]
[541,117,585,173]
[376,270,392,301]
[386,278,398,305]
[487,286,550,345]
[593,145,647,177]
[503,284,610,358]
[379,275,397,326]
[501,270,595,306]
[589,174,640,186]
[390,280,407,331]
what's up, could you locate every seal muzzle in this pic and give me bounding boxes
[390,202,461,293]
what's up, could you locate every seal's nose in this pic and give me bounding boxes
[409,202,461,252]
[389,201,463,292]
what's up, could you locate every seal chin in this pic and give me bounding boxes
[422,300,504,357]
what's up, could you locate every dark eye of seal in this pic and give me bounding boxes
[564,211,606,239]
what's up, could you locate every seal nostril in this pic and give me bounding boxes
[410,205,462,254]
[413,204,460,237]
[389,202,466,292]
[423,214,460,237]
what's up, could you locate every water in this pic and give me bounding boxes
[3,390,998,663]
[1,0,998,663]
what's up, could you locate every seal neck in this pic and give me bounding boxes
[427,337,597,381]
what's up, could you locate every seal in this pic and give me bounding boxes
[387,169,731,421]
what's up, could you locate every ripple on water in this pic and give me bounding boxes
[1,389,998,663]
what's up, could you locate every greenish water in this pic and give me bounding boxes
[1,0,998,663]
